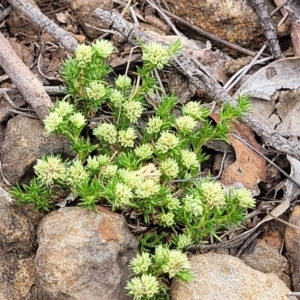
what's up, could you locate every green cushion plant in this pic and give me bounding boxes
[11,39,255,300]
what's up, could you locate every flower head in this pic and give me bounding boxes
[44,111,63,134]
[135,178,160,198]
[142,42,171,69]
[201,181,226,209]
[86,155,101,172]
[183,194,203,217]
[93,123,118,144]
[134,144,153,160]
[146,116,163,134]
[182,101,206,120]
[126,274,160,299]
[34,155,66,185]
[118,128,137,148]
[69,112,86,129]
[115,75,132,90]
[101,164,118,178]
[176,115,197,133]
[176,234,192,250]
[75,44,93,67]
[130,252,152,275]
[86,81,107,100]
[109,89,123,108]
[65,159,88,186]
[234,188,255,208]
[159,211,175,227]
[180,149,199,169]
[123,101,143,123]
[163,194,180,210]
[92,39,114,59]
[55,101,74,117]
[159,158,179,179]
[162,249,191,278]
[155,131,179,153]
[154,245,169,265]
[118,169,143,189]
[114,182,133,208]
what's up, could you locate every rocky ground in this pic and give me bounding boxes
[1,0,300,299]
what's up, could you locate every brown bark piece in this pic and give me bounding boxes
[0,32,53,120]
[221,122,266,194]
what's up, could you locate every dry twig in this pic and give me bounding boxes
[6,0,78,52]
[0,32,53,120]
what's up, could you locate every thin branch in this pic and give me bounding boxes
[6,0,78,52]
[0,32,53,120]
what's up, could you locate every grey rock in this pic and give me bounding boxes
[36,207,138,300]
[0,115,74,185]
[242,238,291,288]
[285,205,300,294]
[0,195,43,300]
[171,252,296,300]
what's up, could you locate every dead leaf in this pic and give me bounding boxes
[250,87,300,137]
[221,122,266,195]
[134,163,161,181]
[235,57,300,101]
[56,12,69,24]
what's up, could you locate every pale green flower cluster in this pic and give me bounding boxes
[182,101,204,120]
[93,123,118,144]
[34,155,66,185]
[176,234,193,250]
[183,194,203,216]
[115,75,132,90]
[159,158,179,179]
[142,42,171,69]
[134,144,153,160]
[181,149,199,169]
[55,101,74,117]
[159,211,175,227]
[234,188,255,208]
[75,44,93,67]
[65,159,88,186]
[118,128,137,147]
[92,39,114,58]
[114,182,133,208]
[123,101,144,123]
[86,155,102,172]
[135,178,160,198]
[126,274,160,300]
[44,112,63,134]
[130,252,152,274]
[118,169,143,189]
[86,81,106,100]
[163,194,180,211]
[127,245,191,299]
[201,181,226,209]
[176,115,197,133]
[43,101,87,135]
[110,89,123,107]
[69,112,86,129]
[101,164,118,178]
[146,116,163,134]
[161,249,191,278]
[155,131,179,153]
